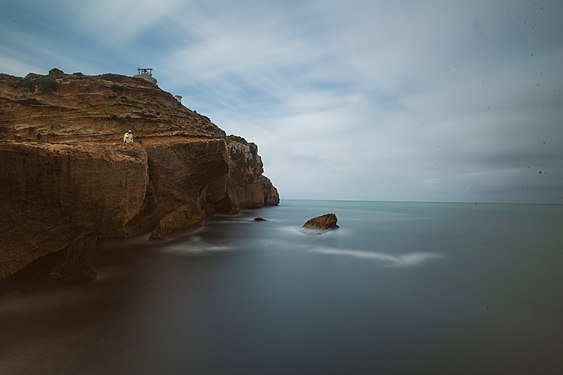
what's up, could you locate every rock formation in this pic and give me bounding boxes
[0,69,279,285]
[303,214,339,231]
[222,137,279,212]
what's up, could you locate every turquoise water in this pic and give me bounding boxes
[1,200,562,374]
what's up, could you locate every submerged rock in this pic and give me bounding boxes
[303,213,339,230]
[253,217,267,222]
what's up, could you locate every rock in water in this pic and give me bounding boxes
[303,213,339,230]
[253,217,268,222]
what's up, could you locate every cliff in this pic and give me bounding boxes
[0,69,279,285]
[224,138,280,211]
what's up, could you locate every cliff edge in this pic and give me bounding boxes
[0,69,279,285]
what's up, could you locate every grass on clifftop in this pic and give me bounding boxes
[225,134,249,145]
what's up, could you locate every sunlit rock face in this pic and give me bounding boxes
[303,213,339,230]
[0,70,279,284]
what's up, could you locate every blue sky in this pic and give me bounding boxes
[1,0,562,203]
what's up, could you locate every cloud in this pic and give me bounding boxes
[0,55,41,77]
[154,1,563,202]
[57,0,187,44]
[1,0,562,202]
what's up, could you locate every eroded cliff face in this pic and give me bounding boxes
[0,70,279,285]
[224,141,280,211]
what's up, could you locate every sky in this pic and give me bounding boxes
[1,0,562,203]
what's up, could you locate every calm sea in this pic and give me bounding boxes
[1,200,562,374]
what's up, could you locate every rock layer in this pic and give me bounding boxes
[0,70,279,284]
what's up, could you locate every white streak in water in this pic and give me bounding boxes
[309,247,443,267]
[164,243,236,254]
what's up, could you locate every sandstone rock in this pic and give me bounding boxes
[4,234,98,287]
[118,138,230,238]
[46,234,98,283]
[0,72,224,142]
[150,200,205,240]
[303,214,339,230]
[0,142,149,281]
[224,140,280,211]
[0,71,279,284]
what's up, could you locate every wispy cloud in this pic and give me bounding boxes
[57,0,187,44]
[0,54,41,77]
[1,0,562,202]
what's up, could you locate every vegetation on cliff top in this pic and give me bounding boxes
[0,69,227,141]
[20,68,65,93]
[225,134,249,145]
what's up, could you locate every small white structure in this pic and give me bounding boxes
[137,68,153,76]
[134,67,157,84]
[174,95,183,103]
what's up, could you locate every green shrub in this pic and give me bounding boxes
[48,68,64,77]
[20,72,58,93]
[21,76,36,91]
[36,76,58,92]
[225,134,248,144]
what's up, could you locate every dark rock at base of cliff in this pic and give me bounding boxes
[149,200,206,240]
[253,217,268,222]
[1,234,98,290]
[303,213,339,230]
[0,142,148,282]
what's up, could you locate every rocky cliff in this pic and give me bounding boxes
[224,138,280,212]
[0,69,279,285]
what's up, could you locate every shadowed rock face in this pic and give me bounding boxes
[224,141,280,212]
[303,214,339,230]
[0,70,279,285]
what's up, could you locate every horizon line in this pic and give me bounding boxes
[279,198,563,206]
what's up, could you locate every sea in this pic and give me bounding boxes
[1,200,562,375]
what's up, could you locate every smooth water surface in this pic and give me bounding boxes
[1,201,562,374]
